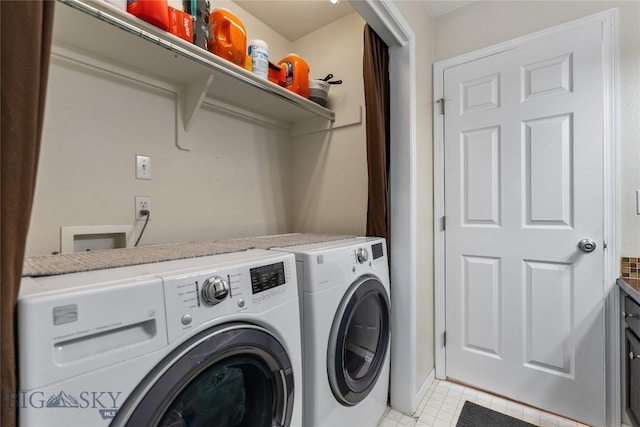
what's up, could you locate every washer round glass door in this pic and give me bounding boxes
[327,276,390,406]
[115,324,294,427]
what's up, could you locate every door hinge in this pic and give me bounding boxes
[441,216,446,231]
[437,98,445,115]
[442,331,446,347]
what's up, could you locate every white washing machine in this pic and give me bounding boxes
[18,249,302,427]
[272,237,390,427]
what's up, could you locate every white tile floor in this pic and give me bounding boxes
[377,379,590,427]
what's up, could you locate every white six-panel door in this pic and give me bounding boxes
[443,19,606,426]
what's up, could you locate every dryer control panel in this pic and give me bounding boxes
[291,238,389,294]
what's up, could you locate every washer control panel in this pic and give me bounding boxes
[161,254,295,343]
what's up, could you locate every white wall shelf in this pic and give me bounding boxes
[54,0,335,149]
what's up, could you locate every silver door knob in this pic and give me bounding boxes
[578,239,597,253]
[629,351,640,360]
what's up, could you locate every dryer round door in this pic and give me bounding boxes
[327,276,390,406]
[113,323,295,427]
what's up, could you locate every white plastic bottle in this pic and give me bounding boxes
[248,39,269,79]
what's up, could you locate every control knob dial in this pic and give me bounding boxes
[201,276,229,305]
[356,247,369,264]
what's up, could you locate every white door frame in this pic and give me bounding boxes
[433,9,619,426]
[350,0,422,416]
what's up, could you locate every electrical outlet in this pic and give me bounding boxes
[135,196,151,220]
[136,155,152,180]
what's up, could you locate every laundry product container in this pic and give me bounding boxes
[278,54,310,99]
[182,0,209,50]
[268,62,285,86]
[127,0,170,31]
[209,8,247,66]
[248,39,269,79]
[168,6,193,43]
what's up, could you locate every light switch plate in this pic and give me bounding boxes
[637,190,640,215]
[136,155,152,180]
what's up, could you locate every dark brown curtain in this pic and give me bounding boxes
[1,2,54,426]
[363,25,390,241]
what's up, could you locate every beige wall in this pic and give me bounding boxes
[289,12,368,235]
[434,1,640,257]
[26,56,292,256]
[394,0,436,394]
[223,0,292,62]
[26,6,368,256]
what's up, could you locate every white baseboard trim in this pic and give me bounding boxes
[412,369,436,416]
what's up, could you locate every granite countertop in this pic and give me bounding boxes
[618,277,640,304]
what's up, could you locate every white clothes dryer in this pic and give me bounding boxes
[17,249,302,427]
[272,237,390,427]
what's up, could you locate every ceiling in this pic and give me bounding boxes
[233,1,474,42]
[233,1,356,41]
[424,1,475,18]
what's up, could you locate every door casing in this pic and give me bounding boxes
[349,0,422,415]
[433,9,619,426]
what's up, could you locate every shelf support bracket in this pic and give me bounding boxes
[176,73,214,151]
[290,105,361,138]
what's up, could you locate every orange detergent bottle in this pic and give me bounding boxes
[278,54,310,98]
[208,8,247,66]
